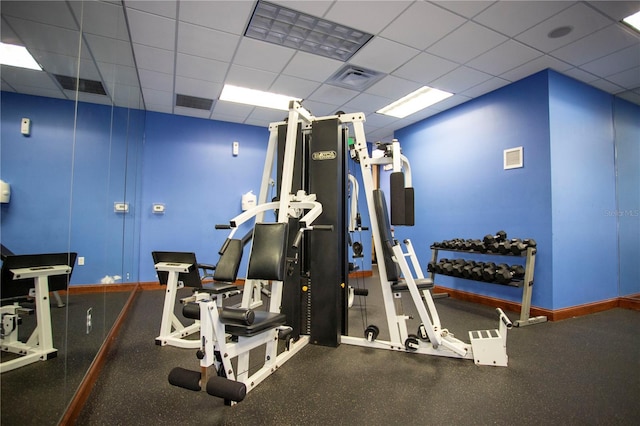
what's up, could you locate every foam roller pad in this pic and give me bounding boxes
[219,307,255,326]
[206,376,247,402]
[168,367,201,391]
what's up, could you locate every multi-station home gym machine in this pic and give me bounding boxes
[157,101,512,405]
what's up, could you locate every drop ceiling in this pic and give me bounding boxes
[2,0,639,141]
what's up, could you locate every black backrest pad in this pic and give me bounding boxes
[213,239,243,283]
[373,190,401,282]
[1,252,77,298]
[247,223,288,281]
[151,251,202,287]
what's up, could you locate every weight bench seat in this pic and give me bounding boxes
[199,282,239,295]
[224,311,286,337]
[391,278,434,292]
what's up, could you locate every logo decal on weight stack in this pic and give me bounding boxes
[311,150,337,160]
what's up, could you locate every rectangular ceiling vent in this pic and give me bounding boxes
[327,65,383,91]
[176,94,213,110]
[504,146,524,170]
[245,0,373,62]
[54,74,106,95]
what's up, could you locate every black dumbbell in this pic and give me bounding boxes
[434,258,449,274]
[427,261,437,273]
[470,262,485,280]
[495,264,514,283]
[510,238,537,255]
[462,261,477,278]
[481,262,498,281]
[483,230,508,245]
[510,265,525,278]
[452,260,467,277]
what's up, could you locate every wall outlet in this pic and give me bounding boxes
[114,202,129,213]
[21,118,31,136]
[78,256,85,265]
[232,141,239,156]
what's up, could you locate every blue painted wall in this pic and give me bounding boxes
[1,92,144,285]
[395,70,636,310]
[395,71,553,308]
[548,71,618,307]
[613,98,640,297]
[138,112,270,282]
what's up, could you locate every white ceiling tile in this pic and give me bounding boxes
[146,103,173,114]
[70,1,130,41]
[142,87,173,106]
[98,63,139,87]
[467,40,542,75]
[133,44,174,74]
[233,38,296,74]
[126,8,176,50]
[392,52,460,85]
[562,67,599,84]
[366,75,422,99]
[5,17,88,58]
[588,78,625,94]
[308,84,359,105]
[177,22,239,62]
[29,50,101,80]
[365,112,401,129]
[246,108,290,127]
[0,65,59,90]
[175,76,222,99]
[139,68,173,91]
[551,24,639,66]
[324,1,412,34]
[176,53,228,84]
[580,45,640,78]
[433,1,495,19]
[224,64,277,91]
[299,99,339,117]
[588,1,640,21]
[282,51,343,82]
[605,67,640,90]
[212,101,254,120]
[1,1,77,29]
[499,55,572,82]
[427,94,472,112]
[473,1,574,37]
[10,84,66,100]
[461,77,510,98]
[616,90,640,104]
[270,1,334,18]
[349,37,419,74]
[74,91,113,106]
[339,92,393,114]
[270,75,321,99]
[380,2,466,50]
[1,17,21,44]
[85,34,135,67]
[515,3,613,53]
[431,66,493,93]
[178,1,255,35]
[427,21,508,64]
[126,1,177,19]
[174,106,212,118]
[111,85,144,109]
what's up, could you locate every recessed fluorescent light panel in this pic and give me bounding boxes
[0,42,42,70]
[219,84,300,111]
[622,10,640,32]
[245,0,373,61]
[377,86,453,118]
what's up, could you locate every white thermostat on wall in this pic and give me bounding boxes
[21,118,31,136]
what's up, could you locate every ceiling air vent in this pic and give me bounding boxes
[176,94,214,110]
[327,65,383,91]
[504,147,524,170]
[54,74,106,95]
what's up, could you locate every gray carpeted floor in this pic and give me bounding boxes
[74,274,640,426]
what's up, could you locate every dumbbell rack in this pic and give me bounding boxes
[428,246,547,327]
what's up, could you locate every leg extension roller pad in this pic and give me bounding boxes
[206,375,247,402]
[168,367,201,391]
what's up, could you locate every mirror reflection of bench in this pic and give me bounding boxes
[1,244,65,307]
[0,252,77,373]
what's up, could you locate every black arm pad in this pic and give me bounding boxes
[219,307,255,326]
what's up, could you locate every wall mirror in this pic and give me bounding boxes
[1,1,144,424]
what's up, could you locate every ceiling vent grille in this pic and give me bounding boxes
[54,74,106,95]
[176,94,214,110]
[504,147,524,170]
[327,65,383,91]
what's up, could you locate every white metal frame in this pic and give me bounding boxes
[338,116,512,366]
[1,264,71,373]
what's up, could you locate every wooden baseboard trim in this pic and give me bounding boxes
[349,270,373,278]
[61,283,138,295]
[59,284,141,425]
[433,286,638,321]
